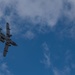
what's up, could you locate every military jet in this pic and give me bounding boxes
[0,23,17,57]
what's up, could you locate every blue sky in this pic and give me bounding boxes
[0,0,75,75]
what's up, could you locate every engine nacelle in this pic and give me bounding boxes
[9,45,11,46]
[7,34,12,37]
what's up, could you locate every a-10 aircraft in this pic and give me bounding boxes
[0,23,17,57]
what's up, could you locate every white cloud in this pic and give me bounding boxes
[9,0,75,26]
[16,0,63,27]
[0,0,75,38]
[0,0,70,24]
[63,0,75,20]
[41,42,51,68]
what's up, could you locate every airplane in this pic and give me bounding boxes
[0,23,17,57]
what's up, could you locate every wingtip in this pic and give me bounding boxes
[3,50,7,57]
[3,54,6,57]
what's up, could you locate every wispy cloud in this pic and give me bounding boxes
[53,66,71,75]
[41,42,51,68]
[0,52,14,75]
[23,30,35,40]
[71,63,75,69]
[52,49,75,75]
[0,63,14,75]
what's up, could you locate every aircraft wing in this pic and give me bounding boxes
[3,43,9,57]
[6,23,11,38]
